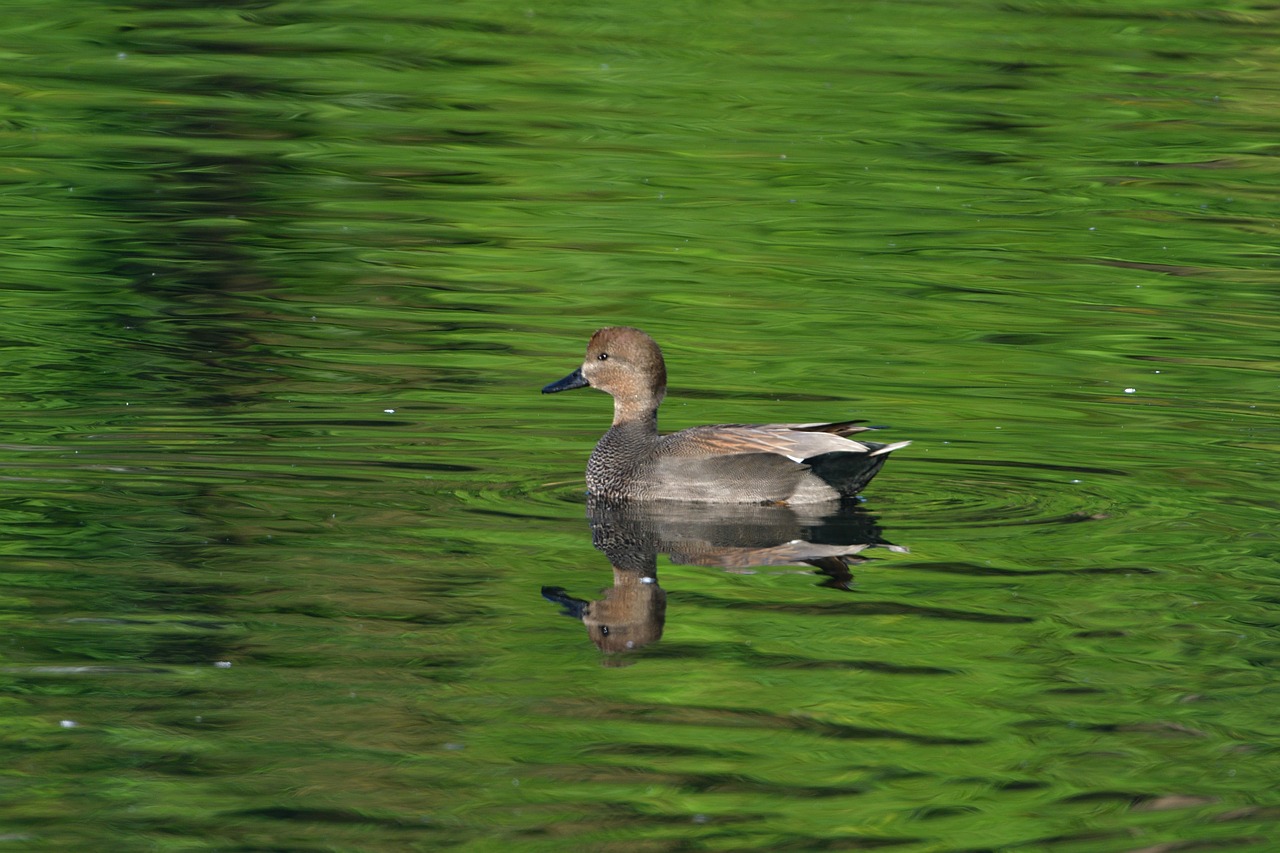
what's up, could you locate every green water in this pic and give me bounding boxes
[2,1,1278,850]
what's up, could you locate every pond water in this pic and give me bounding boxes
[2,1,1278,850]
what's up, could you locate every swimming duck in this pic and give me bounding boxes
[543,327,908,504]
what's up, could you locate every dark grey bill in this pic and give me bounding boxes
[542,368,590,394]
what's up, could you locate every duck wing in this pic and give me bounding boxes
[662,424,893,464]
[780,420,874,436]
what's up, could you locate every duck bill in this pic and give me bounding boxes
[542,367,590,394]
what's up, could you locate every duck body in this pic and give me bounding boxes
[543,327,908,505]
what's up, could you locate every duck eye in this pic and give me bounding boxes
[597,353,609,361]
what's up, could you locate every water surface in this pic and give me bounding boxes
[1,1,1278,850]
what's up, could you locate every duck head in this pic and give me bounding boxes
[543,327,668,417]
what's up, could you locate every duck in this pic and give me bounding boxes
[542,327,909,504]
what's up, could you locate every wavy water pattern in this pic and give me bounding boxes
[0,0,1277,850]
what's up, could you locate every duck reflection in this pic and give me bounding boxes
[542,497,904,655]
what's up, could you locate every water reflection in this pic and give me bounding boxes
[543,497,905,655]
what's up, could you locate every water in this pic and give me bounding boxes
[2,1,1278,850]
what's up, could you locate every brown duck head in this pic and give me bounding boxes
[543,327,668,421]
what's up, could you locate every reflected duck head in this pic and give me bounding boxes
[542,327,667,409]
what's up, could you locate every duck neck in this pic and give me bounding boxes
[610,391,662,433]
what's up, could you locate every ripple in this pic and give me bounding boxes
[451,478,587,520]
[882,457,1121,529]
